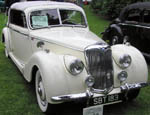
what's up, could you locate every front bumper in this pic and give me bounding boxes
[51,82,149,102]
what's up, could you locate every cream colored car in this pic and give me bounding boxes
[1,1,149,114]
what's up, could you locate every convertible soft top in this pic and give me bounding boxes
[119,2,150,20]
[10,1,82,11]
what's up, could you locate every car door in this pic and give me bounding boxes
[9,9,32,64]
[140,9,150,56]
[119,9,142,47]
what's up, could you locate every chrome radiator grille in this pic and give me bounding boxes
[84,44,114,91]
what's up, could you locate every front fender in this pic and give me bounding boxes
[23,51,87,103]
[110,24,123,37]
[112,44,148,87]
[103,24,123,42]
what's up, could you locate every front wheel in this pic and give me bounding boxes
[127,89,140,101]
[35,70,52,113]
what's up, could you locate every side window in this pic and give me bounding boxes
[143,10,150,24]
[126,9,141,23]
[10,10,27,28]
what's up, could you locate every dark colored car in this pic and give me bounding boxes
[0,0,5,11]
[102,2,150,60]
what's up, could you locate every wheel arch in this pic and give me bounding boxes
[2,27,9,42]
[2,27,11,50]
[103,24,124,45]
[110,24,124,37]
[103,24,123,42]
[30,65,39,84]
[23,51,70,103]
[1,34,5,43]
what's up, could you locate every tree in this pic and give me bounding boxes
[91,0,150,19]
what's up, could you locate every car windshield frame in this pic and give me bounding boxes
[29,8,87,30]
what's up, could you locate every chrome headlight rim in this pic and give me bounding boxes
[118,71,128,82]
[119,54,132,69]
[85,75,95,87]
[64,55,84,76]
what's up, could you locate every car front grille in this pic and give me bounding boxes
[84,44,114,92]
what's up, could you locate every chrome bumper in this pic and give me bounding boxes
[51,82,149,102]
[51,90,93,102]
[120,82,149,92]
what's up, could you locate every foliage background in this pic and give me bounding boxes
[91,0,150,19]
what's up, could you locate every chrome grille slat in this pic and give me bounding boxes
[84,44,114,92]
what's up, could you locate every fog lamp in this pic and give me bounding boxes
[118,71,128,82]
[85,76,95,87]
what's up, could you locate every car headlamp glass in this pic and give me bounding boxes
[118,71,128,82]
[85,76,95,87]
[119,54,132,69]
[64,55,84,76]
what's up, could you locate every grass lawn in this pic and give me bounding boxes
[0,5,150,115]
[84,6,110,37]
[0,13,45,115]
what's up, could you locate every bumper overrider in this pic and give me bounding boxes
[51,82,149,102]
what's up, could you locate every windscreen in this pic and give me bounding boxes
[30,9,86,29]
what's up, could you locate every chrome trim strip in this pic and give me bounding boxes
[31,36,84,52]
[120,82,149,92]
[51,93,87,102]
[119,23,150,29]
[10,27,29,37]
[91,86,114,94]
[51,90,93,102]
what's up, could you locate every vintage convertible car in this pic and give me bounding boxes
[1,1,149,114]
[102,2,150,61]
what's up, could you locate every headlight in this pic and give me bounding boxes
[119,54,132,69]
[64,55,84,76]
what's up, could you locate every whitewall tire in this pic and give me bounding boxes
[35,70,49,113]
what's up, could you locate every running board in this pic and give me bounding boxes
[9,52,24,73]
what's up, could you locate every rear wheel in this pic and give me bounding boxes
[4,44,9,58]
[2,36,9,58]
[35,70,52,113]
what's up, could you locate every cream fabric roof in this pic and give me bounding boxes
[10,1,81,11]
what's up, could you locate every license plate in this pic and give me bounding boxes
[83,105,103,115]
[90,93,122,106]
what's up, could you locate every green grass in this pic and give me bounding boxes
[84,6,110,37]
[0,13,44,115]
[0,6,150,115]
